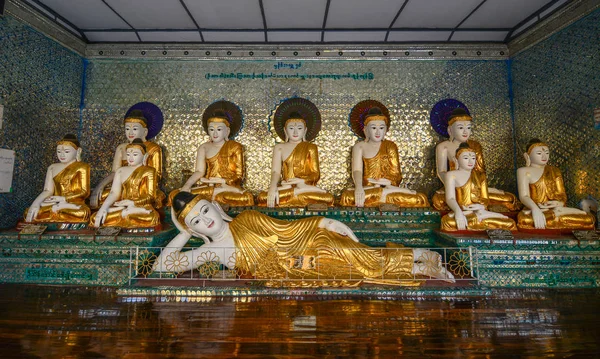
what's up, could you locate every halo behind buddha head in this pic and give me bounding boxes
[125,102,164,140]
[349,100,390,139]
[202,100,243,139]
[272,98,321,142]
[430,99,470,138]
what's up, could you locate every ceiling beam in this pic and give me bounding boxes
[100,0,140,42]
[258,0,268,42]
[178,0,204,42]
[26,0,88,42]
[385,0,410,41]
[504,0,563,42]
[448,0,488,41]
[321,0,331,42]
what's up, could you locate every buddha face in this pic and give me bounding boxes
[364,119,387,143]
[207,122,230,143]
[126,147,145,166]
[457,150,477,171]
[184,199,225,237]
[56,144,78,163]
[124,122,148,143]
[285,120,306,143]
[448,120,472,143]
[528,145,550,166]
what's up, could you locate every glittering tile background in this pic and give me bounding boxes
[0,15,83,229]
[82,59,515,199]
[512,9,600,206]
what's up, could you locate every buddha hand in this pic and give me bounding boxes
[44,196,66,205]
[201,177,226,185]
[539,200,563,209]
[26,205,40,222]
[367,178,391,187]
[531,207,547,229]
[319,218,359,243]
[354,187,366,207]
[454,211,468,231]
[281,178,305,186]
[90,186,104,209]
[51,201,80,213]
[95,208,108,227]
[267,187,279,208]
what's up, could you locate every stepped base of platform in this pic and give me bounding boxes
[438,231,600,288]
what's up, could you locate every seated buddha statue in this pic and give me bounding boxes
[24,134,90,223]
[168,106,254,207]
[339,105,429,208]
[91,139,160,228]
[90,106,165,209]
[516,139,594,230]
[441,143,517,231]
[257,108,334,208]
[432,108,519,212]
[152,191,455,285]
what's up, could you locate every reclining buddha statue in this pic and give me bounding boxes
[91,139,160,229]
[90,102,165,209]
[152,191,455,286]
[431,102,519,212]
[257,98,334,207]
[24,134,90,224]
[440,143,517,232]
[516,139,594,231]
[168,101,254,207]
[340,101,429,208]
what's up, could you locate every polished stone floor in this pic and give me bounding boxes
[0,284,598,358]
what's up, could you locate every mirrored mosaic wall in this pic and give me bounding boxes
[0,16,83,228]
[82,59,514,199]
[512,8,600,206]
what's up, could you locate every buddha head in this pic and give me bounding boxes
[206,110,231,144]
[455,142,477,171]
[447,108,472,143]
[126,138,147,166]
[284,112,307,143]
[56,134,82,163]
[124,109,149,143]
[524,138,549,167]
[363,107,388,143]
[173,191,232,239]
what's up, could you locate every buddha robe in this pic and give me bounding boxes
[169,140,254,206]
[25,162,91,223]
[339,140,429,207]
[433,139,519,211]
[517,165,594,230]
[91,166,160,228]
[229,210,419,286]
[440,171,517,231]
[258,142,334,207]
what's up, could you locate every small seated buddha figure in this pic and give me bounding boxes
[339,105,429,208]
[257,108,334,207]
[24,134,90,223]
[432,108,519,212]
[516,139,595,230]
[91,139,160,228]
[168,106,254,207]
[441,143,517,231]
[90,105,165,209]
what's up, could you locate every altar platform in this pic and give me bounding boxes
[1,207,599,292]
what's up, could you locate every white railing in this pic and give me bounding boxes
[128,246,477,286]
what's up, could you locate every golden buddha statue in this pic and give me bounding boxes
[340,102,429,208]
[440,143,517,231]
[516,139,594,230]
[432,107,519,212]
[257,98,334,207]
[153,191,455,285]
[90,104,165,209]
[24,134,90,223]
[91,139,160,228]
[168,101,253,207]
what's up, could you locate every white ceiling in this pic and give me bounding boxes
[23,0,572,43]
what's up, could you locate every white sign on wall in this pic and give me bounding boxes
[0,149,15,193]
